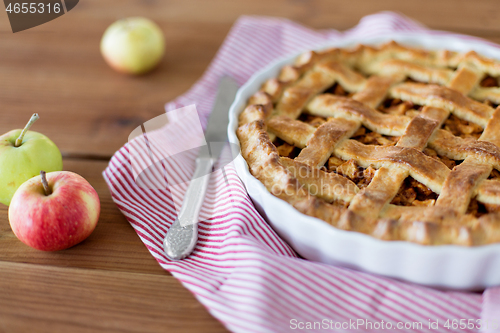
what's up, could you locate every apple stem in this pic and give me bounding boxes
[15,113,40,147]
[40,171,52,196]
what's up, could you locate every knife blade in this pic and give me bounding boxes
[163,76,239,260]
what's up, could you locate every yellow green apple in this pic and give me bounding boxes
[9,171,100,251]
[100,17,165,75]
[0,114,63,206]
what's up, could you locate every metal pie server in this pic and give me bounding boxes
[163,76,239,260]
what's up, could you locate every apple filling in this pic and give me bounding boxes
[378,98,422,118]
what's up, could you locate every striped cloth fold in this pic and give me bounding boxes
[103,12,499,333]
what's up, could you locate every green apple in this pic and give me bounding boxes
[100,17,165,75]
[0,114,63,206]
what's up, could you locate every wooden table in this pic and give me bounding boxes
[0,1,498,332]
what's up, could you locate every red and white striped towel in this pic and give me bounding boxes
[104,12,499,333]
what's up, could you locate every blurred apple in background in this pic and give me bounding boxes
[0,114,63,206]
[9,171,100,251]
[100,17,165,75]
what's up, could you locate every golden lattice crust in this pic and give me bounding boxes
[237,41,500,246]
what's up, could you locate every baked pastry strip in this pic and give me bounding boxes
[280,157,359,203]
[275,60,369,119]
[352,76,399,109]
[390,82,494,127]
[436,107,500,213]
[431,77,496,213]
[295,118,359,168]
[267,116,315,148]
[268,115,362,203]
[306,94,410,136]
[237,120,344,225]
[339,106,450,235]
[447,66,482,95]
[368,59,453,85]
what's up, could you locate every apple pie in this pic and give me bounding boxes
[237,41,500,246]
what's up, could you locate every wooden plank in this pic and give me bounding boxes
[0,158,167,276]
[1,0,500,157]
[0,261,228,333]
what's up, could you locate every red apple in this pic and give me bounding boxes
[8,171,100,251]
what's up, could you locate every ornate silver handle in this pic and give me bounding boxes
[163,157,213,260]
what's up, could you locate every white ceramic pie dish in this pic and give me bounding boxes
[227,32,500,290]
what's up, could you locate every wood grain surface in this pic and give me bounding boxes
[0,1,499,332]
